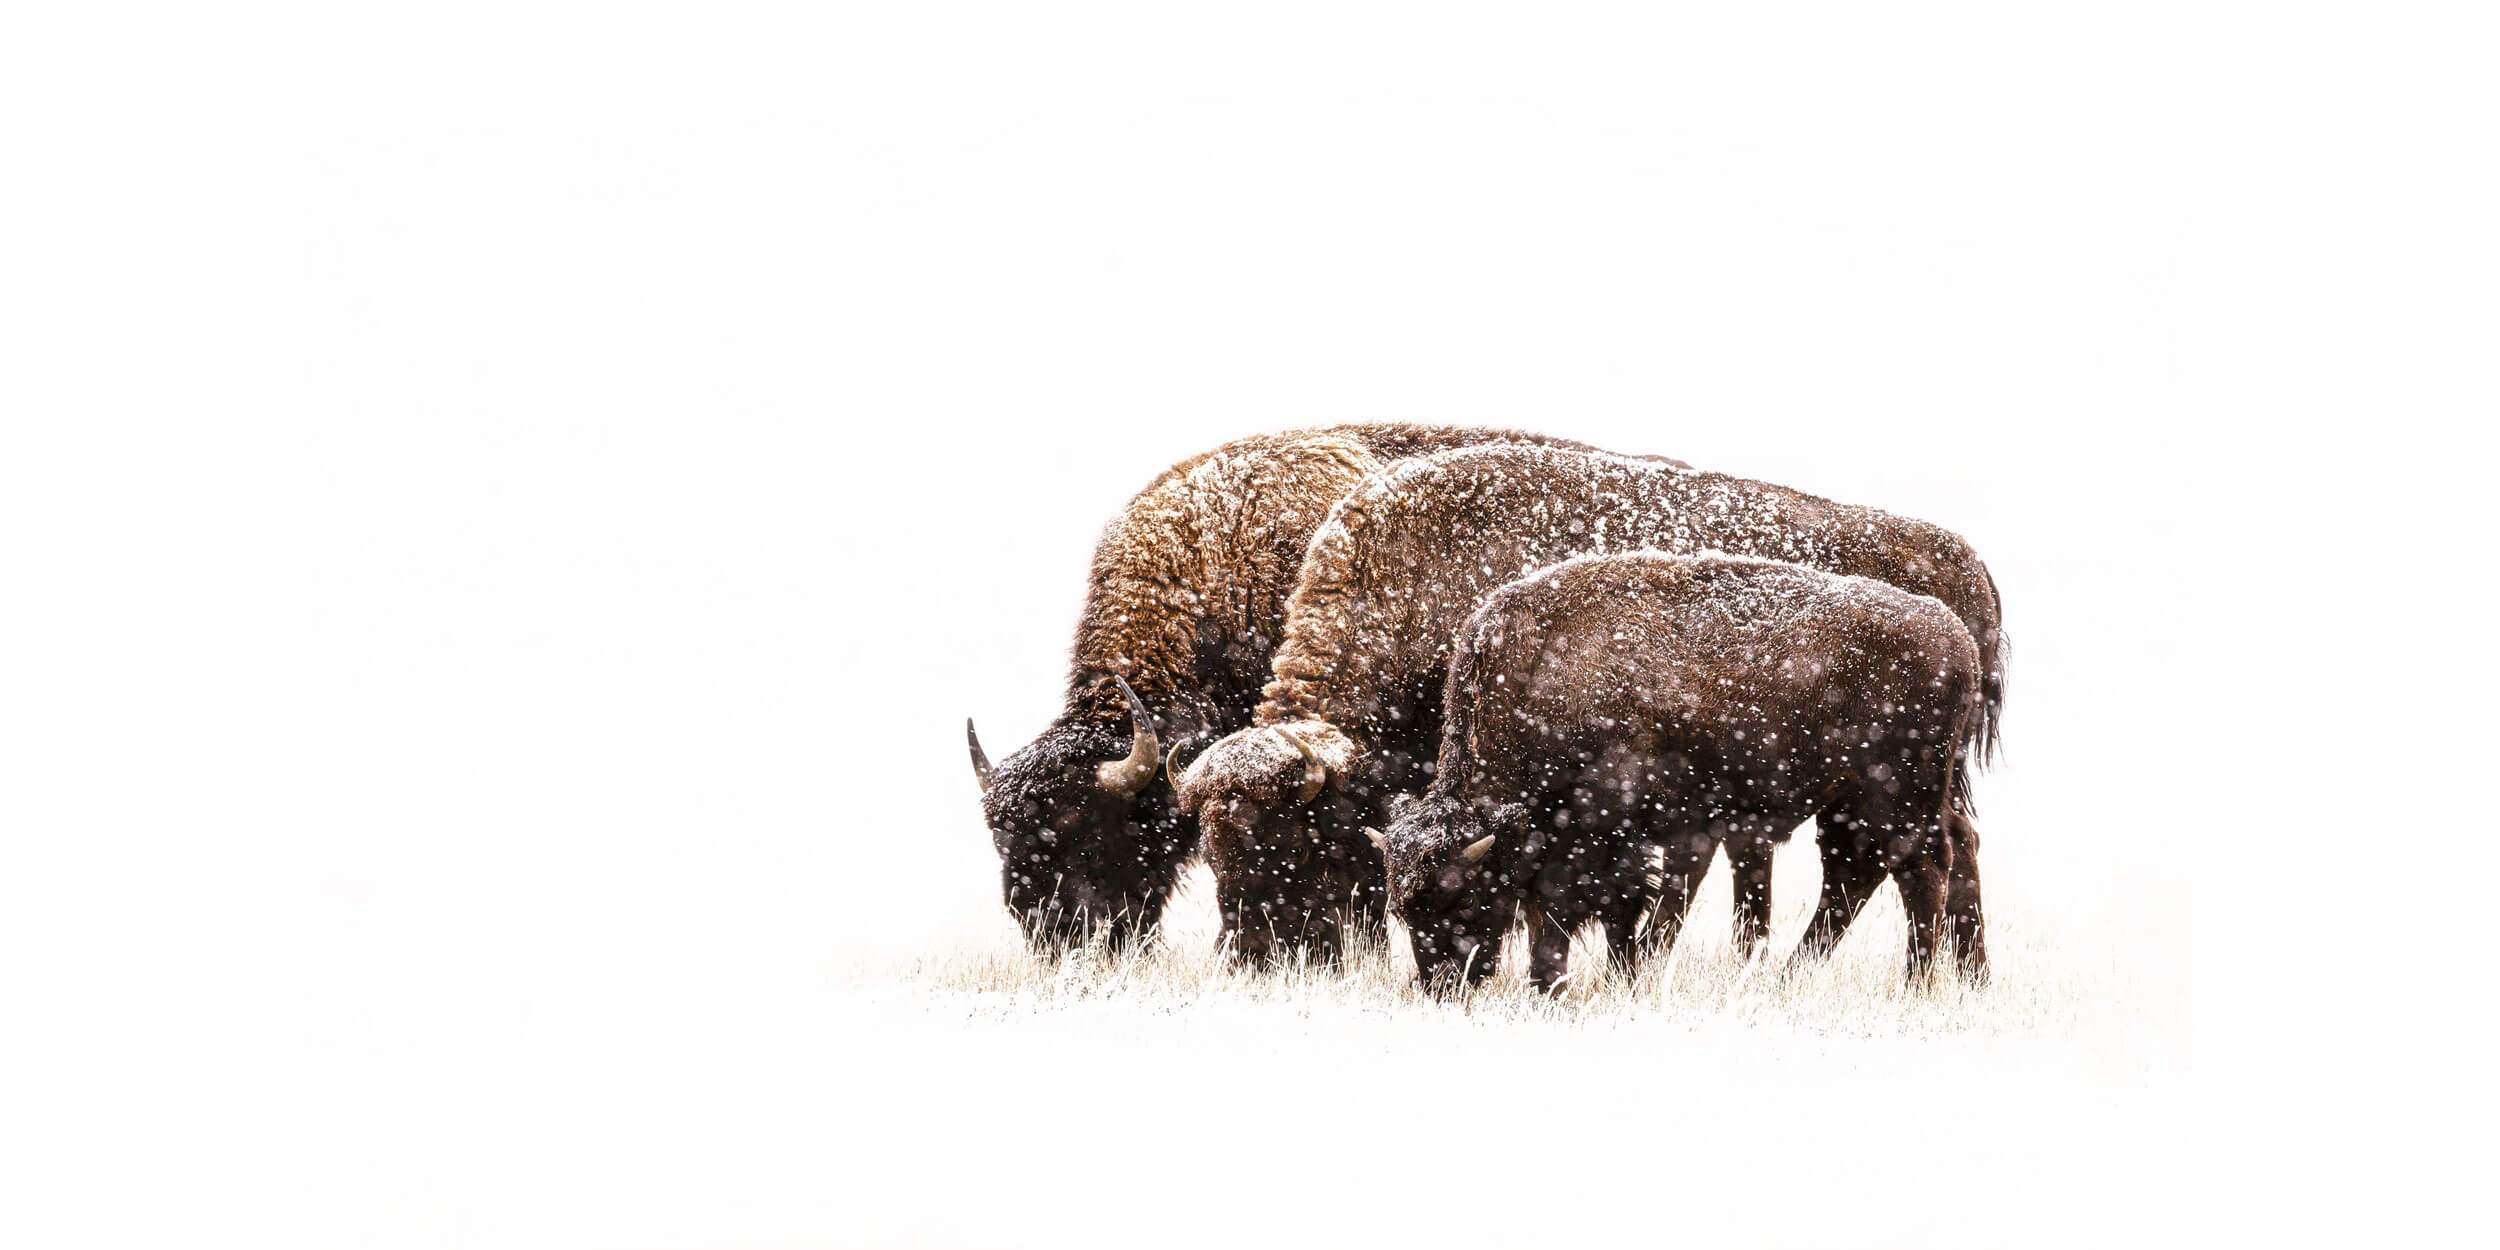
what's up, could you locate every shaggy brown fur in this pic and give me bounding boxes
[1380,553,1985,991]
[1173,444,2004,966]
[972,424,1660,952]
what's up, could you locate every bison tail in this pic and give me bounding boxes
[1953,622,2001,818]
[1977,624,2006,770]
[1967,558,2006,774]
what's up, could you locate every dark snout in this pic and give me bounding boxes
[1409,931,1499,995]
[1010,884,1151,955]
[1014,897,1087,954]
[1222,903,1346,970]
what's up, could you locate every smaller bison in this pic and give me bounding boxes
[1376,552,1985,992]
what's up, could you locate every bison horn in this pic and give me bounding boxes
[1094,675,1161,798]
[966,718,993,793]
[1459,834,1496,865]
[1272,726,1327,804]
[1162,732,1208,784]
[1363,827,1386,849]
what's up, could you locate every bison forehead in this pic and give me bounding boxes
[1376,803,1473,893]
[1175,728,1300,807]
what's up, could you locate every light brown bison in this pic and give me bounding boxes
[1172,444,2002,969]
[1378,552,1986,991]
[966,424,1674,951]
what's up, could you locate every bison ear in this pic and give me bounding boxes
[1458,834,1496,864]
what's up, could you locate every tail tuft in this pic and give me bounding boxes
[1976,624,2007,769]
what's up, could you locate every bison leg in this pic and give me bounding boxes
[1885,817,1951,984]
[1634,831,1716,962]
[1789,813,1890,969]
[1523,900,1574,994]
[1593,842,1658,975]
[1596,890,1648,977]
[1725,831,1777,960]
[1944,809,1988,982]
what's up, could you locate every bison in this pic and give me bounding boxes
[966,424,1669,952]
[1172,444,2003,971]
[1377,552,1986,991]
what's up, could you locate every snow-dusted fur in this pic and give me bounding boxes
[1260,446,2003,756]
[1173,443,2005,960]
[1380,553,1986,991]
[1066,425,1686,721]
[977,424,1660,951]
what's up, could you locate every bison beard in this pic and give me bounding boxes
[1173,443,2005,969]
[1379,553,1989,992]
[967,424,1672,954]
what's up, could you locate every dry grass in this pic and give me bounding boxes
[908,857,2091,1041]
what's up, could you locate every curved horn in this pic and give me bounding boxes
[966,718,993,793]
[1273,726,1327,804]
[1094,675,1161,798]
[1162,733,1205,783]
[1459,834,1496,865]
[1363,827,1386,849]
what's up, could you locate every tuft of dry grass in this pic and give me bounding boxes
[908,861,2089,1040]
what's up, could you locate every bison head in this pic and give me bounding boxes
[1377,793,1526,991]
[969,676,1193,952]
[1173,722,1374,966]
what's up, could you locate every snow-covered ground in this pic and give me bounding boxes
[866,788,2190,1247]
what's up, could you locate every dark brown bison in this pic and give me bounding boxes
[967,424,1670,952]
[1377,552,1985,992]
[1172,444,2003,969]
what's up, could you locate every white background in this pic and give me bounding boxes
[3,3,2487,1246]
